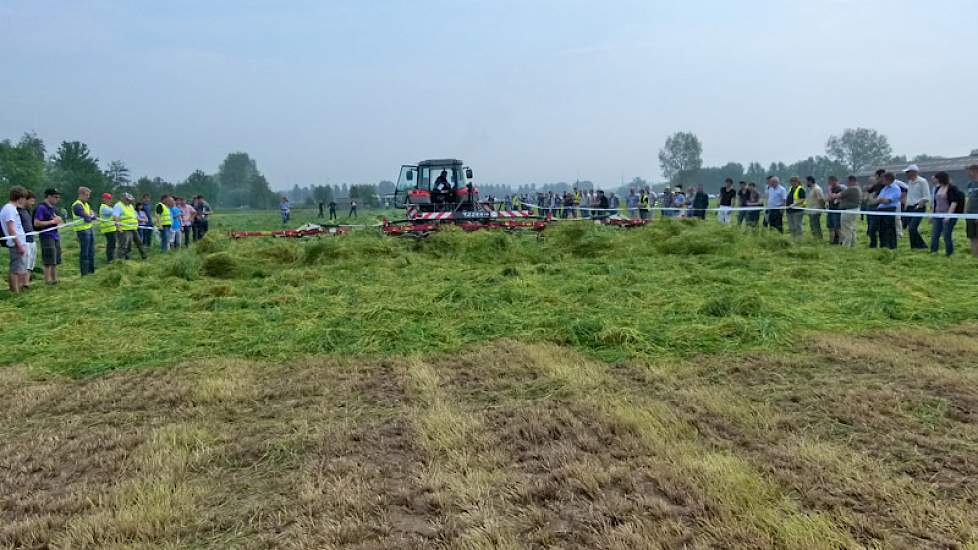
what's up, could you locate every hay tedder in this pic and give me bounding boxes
[229,158,648,240]
[381,159,546,237]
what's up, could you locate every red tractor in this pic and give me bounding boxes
[384,159,547,236]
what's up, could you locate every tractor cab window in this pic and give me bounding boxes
[421,167,460,191]
[394,165,418,208]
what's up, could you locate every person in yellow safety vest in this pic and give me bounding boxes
[155,194,173,252]
[573,188,581,218]
[71,187,97,276]
[98,192,117,262]
[113,192,146,260]
[511,194,519,210]
[785,176,807,239]
[638,190,650,221]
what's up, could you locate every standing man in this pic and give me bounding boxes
[638,189,650,220]
[626,188,639,219]
[169,198,183,249]
[718,178,736,223]
[805,176,825,240]
[18,192,37,286]
[33,188,64,285]
[194,195,214,240]
[280,196,290,225]
[825,176,844,244]
[193,195,212,240]
[874,172,902,250]
[155,194,173,252]
[1,186,29,293]
[114,193,146,260]
[785,176,806,239]
[745,182,762,227]
[328,200,337,221]
[179,197,194,246]
[72,187,97,275]
[736,181,750,226]
[98,192,117,262]
[839,176,862,248]
[966,164,978,257]
[691,184,709,219]
[903,164,930,249]
[318,200,325,219]
[765,176,787,233]
[865,171,885,248]
[348,200,358,218]
[140,193,154,246]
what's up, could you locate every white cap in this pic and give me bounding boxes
[904,164,920,173]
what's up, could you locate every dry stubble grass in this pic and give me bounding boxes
[3,326,978,549]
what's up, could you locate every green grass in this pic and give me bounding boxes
[5,208,978,548]
[2,208,976,376]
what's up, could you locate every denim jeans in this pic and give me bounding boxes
[77,229,95,275]
[104,231,116,262]
[905,206,927,249]
[140,228,153,247]
[160,226,171,252]
[931,217,957,256]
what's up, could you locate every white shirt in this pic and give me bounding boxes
[112,203,125,218]
[1,203,26,247]
[905,176,930,207]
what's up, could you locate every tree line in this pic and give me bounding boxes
[657,128,974,194]
[0,133,286,209]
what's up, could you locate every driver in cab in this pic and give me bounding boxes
[434,170,453,204]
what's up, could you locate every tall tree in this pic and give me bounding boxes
[745,162,766,183]
[49,141,107,196]
[217,152,265,207]
[658,132,703,186]
[825,128,892,173]
[0,133,47,193]
[177,169,219,201]
[105,160,131,189]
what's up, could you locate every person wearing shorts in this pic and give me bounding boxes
[34,188,64,284]
[1,186,30,293]
[18,192,37,287]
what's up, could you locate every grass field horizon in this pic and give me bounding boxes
[3,209,978,549]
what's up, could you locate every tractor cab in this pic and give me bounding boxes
[394,159,478,212]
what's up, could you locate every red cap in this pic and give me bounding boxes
[102,193,113,199]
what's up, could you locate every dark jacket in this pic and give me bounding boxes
[933,185,966,214]
[18,207,34,243]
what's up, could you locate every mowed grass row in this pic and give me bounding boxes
[2,210,978,375]
[3,331,977,548]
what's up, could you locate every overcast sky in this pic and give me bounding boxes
[2,0,976,188]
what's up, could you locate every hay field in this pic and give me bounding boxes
[2,210,978,549]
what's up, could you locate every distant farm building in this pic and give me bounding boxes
[857,154,978,184]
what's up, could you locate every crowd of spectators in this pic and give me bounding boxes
[502,163,978,255]
[2,186,212,293]
[5,164,977,294]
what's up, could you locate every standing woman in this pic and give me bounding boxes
[930,171,964,256]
